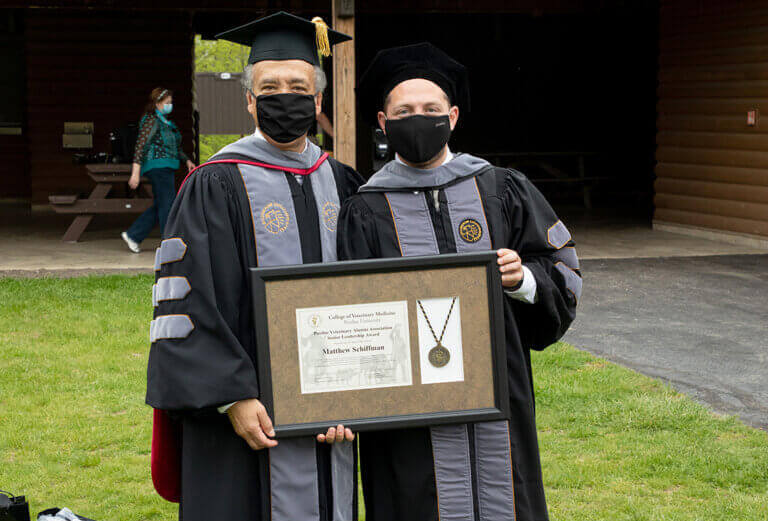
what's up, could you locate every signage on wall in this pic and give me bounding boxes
[747,109,758,127]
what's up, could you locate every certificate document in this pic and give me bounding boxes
[296,300,412,394]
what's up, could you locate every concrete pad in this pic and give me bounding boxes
[564,255,768,430]
[565,209,767,260]
[1,204,766,273]
[0,204,159,271]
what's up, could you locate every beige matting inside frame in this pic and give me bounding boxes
[264,265,495,426]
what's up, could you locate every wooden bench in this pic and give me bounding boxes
[49,164,154,242]
[479,151,610,209]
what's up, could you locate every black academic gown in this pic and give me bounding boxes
[337,167,578,521]
[146,155,363,521]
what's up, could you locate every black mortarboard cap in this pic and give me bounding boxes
[215,11,351,67]
[357,42,470,126]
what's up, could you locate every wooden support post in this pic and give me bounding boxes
[332,0,356,169]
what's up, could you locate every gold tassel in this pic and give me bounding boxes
[311,16,331,58]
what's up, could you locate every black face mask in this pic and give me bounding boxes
[384,114,452,164]
[255,93,316,144]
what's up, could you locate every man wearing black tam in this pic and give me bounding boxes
[146,11,363,521]
[339,42,582,521]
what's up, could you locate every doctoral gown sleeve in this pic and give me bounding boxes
[146,167,260,411]
[502,170,581,350]
[338,195,379,260]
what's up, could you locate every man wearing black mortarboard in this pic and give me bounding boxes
[339,43,582,521]
[145,12,362,521]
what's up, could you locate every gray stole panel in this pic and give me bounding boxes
[384,177,517,520]
[474,422,516,521]
[430,424,475,521]
[239,163,302,266]
[384,192,439,256]
[444,178,493,253]
[238,160,340,265]
[237,160,348,521]
[269,437,320,521]
[331,443,355,521]
[307,162,342,263]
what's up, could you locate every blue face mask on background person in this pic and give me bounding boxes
[159,103,173,115]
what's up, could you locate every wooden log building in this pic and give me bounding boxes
[655,0,768,243]
[1,0,767,244]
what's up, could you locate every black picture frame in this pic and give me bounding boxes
[250,251,509,437]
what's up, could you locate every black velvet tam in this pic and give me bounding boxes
[357,42,470,126]
[216,11,351,66]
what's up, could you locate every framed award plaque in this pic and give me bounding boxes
[250,252,509,437]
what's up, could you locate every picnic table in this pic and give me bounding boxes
[49,164,154,242]
[479,151,607,209]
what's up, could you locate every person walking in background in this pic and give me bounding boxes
[121,87,195,253]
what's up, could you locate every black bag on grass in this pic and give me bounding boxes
[0,490,30,521]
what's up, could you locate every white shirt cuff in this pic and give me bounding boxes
[217,401,238,414]
[505,265,537,304]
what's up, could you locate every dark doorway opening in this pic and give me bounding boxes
[356,5,659,222]
[0,9,28,200]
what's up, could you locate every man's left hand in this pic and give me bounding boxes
[186,160,196,172]
[317,424,355,444]
[497,248,524,289]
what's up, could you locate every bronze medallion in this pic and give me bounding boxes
[428,342,451,367]
[418,297,457,369]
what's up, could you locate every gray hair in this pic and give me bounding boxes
[241,64,327,94]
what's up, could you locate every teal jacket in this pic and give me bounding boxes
[132,110,188,174]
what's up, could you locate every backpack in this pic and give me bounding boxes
[109,123,139,163]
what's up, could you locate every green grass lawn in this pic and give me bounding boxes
[1,276,767,520]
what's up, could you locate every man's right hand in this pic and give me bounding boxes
[227,398,278,450]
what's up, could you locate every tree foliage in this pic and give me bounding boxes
[195,35,249,73]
